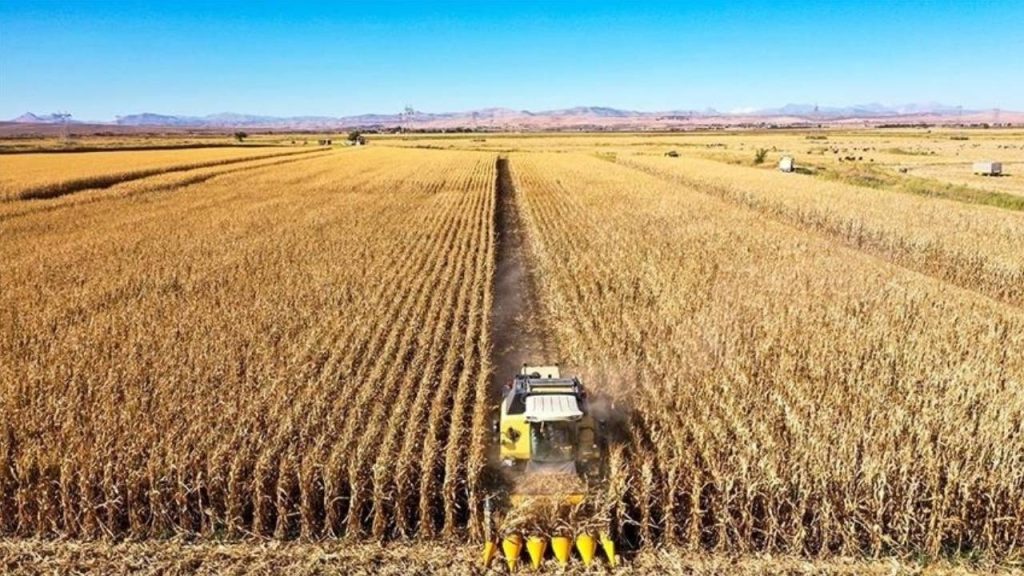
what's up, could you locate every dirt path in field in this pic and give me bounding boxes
[486,157,632,546]
[485,155,564,529]
[490,156,554,394]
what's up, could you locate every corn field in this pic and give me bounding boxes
[1,148,495,540]
[511,152,1024,558]
[1,143,1022,567]
[619,154,1024,306]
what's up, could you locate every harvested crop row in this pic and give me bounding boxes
[0,149,338,222]
[0,148,495,539]
[510,153,1024,559]
[0,146,321,201]
[618,155,1024,306]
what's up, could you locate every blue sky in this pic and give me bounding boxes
[1,1,1021,120]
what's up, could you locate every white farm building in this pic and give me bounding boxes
[973,161,1002,176]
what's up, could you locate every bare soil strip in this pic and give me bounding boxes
[490,156,553,392]
[484,156,562,520]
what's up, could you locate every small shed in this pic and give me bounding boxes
[973,161,1002,176]
[778,156,794,172]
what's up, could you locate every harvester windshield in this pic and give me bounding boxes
[530,421,577,463]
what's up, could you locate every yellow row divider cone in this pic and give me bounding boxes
[550,535,572,565]
[526,535,547,570]
[482,540,498,568]
[502,534,523,571]
[575,533,597,566]
[600,532,618,567]
[495,531,614,570]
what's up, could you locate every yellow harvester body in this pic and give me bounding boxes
[497,365,600,505]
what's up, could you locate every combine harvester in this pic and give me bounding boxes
[482,364,618,570]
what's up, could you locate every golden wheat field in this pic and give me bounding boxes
[0,146,326,201]
[1,132,1023,575]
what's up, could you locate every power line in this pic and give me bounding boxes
[54,111,72,141]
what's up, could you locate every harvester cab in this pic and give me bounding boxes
[496,364,601,486]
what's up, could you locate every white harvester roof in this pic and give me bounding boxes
[524,394,583,422]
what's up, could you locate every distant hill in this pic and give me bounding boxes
[115,113,204,126]
[11,112,80,124]
[8,103,1020,131]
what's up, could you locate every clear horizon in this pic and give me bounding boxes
[2,1,1022,121]
[8,101,1012,124]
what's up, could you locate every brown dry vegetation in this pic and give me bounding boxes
[1,147,495,541]
[618,154,1024,306]
[0,146,325,201]
[511,152,1024,559]
[2,540,1017,575]
[0,150,337,222]
[2,133,1023,572]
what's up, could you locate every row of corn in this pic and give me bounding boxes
[482,533,618,570]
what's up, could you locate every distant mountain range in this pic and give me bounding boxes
[11,112,76,124]
[8,103,1017,130]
